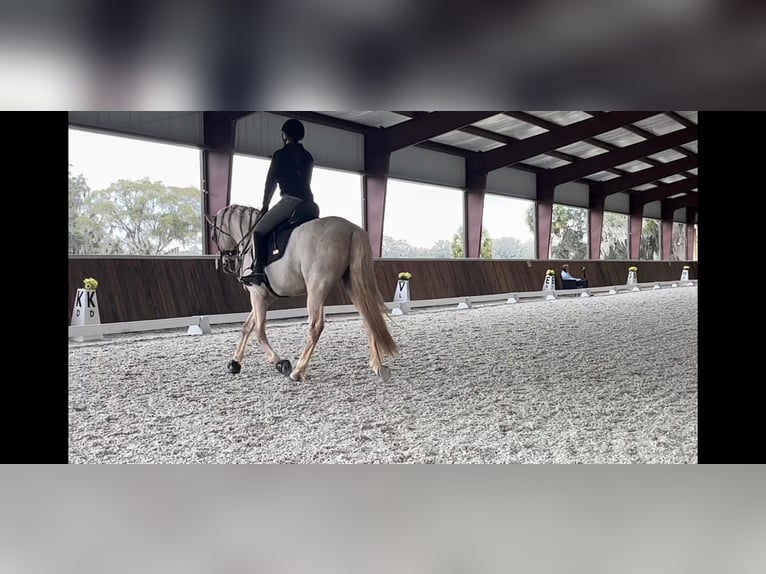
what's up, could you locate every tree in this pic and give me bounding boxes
[428,239,452,258]
[450,226,493,258]
[640,218,660,260]
[383,235,424,258]
[69,167,117,254]
[670,222,686,260]
[526,204,587,259]
[600,212,628,259]
[68,175,202,255]
[91,179,202,254]
[491,236,534,259]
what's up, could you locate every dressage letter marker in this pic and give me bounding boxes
[391,279,411,315]
[542,272,556,300]
[393,279,410,304]
[70,288,104,341]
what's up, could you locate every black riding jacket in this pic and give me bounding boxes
[262,142,314,209]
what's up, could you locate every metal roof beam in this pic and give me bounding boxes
[666,111,697,128]
[278,111,376,134]
[631,177,698,204]
[663,193,698,212]
[589,110,697,163]
[600,156,697,195]
[376,112,499,151]
[475,111,659,173]
[504,111,633,178]
[549,126,698,185]
[399,113,607,173]
[517,111,697,182]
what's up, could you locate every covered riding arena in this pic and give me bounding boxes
[68,111,698,464]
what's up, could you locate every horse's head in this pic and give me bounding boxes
[208,204,260,275]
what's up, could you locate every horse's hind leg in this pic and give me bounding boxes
[367,333,390,382]
[346,281,389,382]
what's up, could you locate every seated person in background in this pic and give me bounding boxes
[561,264,588,288]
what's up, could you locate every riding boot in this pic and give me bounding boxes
[241,232,267,286]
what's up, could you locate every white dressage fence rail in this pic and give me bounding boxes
[68,279,697,340]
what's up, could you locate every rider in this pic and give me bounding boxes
[240,118,315,285]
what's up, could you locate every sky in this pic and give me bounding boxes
[69,127,534,248]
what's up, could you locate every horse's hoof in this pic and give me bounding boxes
[289,370,304,382]
[276,359,292,377]
[228,360,241,374]
[376,365,391,382]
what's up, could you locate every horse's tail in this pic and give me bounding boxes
[348,228,399,359]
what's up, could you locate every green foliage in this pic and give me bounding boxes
[480,230,493,259]
[451,228,463,258]
[670,222,686,260]
[600,212,629,259]
[69,166,116,254]
[491,235,535,259]
[68,172,202,255]
[639,218,660,260]
[526,204,588,259]
[450,226,493,258]
[382,236,451,258]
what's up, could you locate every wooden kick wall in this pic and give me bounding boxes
[68,257,698,324]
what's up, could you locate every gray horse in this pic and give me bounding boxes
[209,204,399,382]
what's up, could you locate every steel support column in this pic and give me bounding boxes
[536,174,555,260]
[363,136,389,257]
[628,195,644,260]
[660,201,675,260]
[588,185,605,259]
[202,112,238,255]
[464,167,487,258]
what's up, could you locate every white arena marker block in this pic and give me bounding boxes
[393,279,410,304]
[506,295,518,304]
[580,291,590,297]
[456,298,472,310]
[70,288,104,342]
[187,315,212,335]
[545,294,556,301]
[653,283,661,289]
[390,301,409,316]
[671,283,679,288]
[608,289,617,295]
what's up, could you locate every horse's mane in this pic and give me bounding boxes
[220,204,259,217]
[210,204,261,248]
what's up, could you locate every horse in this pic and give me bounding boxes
[208,204,399,382]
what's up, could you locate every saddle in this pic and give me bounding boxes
[261,201,320,267]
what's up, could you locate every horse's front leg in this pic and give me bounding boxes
[229,288,281,374]
[228,310,255,373]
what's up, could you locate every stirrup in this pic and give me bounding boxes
[240,271,265,286]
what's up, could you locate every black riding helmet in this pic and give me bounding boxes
[281,119,305,142]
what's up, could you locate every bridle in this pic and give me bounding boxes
[208,206,261,276]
